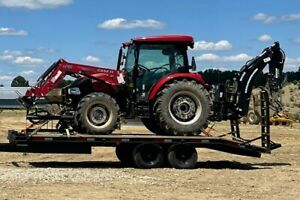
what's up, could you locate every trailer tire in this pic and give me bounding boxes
[133,144,164,168]
[155,80,210,136]
[167,144,198,169]
[76,92,119,134]
[115,144,134,165]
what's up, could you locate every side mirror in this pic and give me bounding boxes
[190,56,196,71]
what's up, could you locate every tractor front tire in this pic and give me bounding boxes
[155,80,210,136]
[76,92,119,134]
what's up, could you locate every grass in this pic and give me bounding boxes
[292,113,300,121]
[0,109,26,117]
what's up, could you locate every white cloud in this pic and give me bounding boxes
[253,12,300,23]
[223,54,252,62]
[285,64,299,71]
[0,50,21,61]
[0,54,13,60]
[3,50,22,56]
[281,14,300,21]
[294,38,300,44]
[0,50,44,66]
[13,56,44,65]
[0,0,73,9]
[285,57,300,71]
[0,75,13,81]
[35,47,55,53]
[0,27,27,36]
[82,55,100,63]
[98,18,164,29]
[258,34,272,42]
[21,70,35,76]
[26,47,55,55]
[196,53,252,62]
[286,57,300,64]
[253,13,277,23]
[193,40,232,51]
[196,54,220,61]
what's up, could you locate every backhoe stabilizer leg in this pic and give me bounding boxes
[260,90,281,153]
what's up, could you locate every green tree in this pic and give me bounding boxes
[11,76,29,87]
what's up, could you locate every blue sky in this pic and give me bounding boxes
[0,0,300,86]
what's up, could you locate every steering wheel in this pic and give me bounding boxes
[137,64,169,74]
[135,63,183,74]
[150,63,182,73]
[136,64,150,71]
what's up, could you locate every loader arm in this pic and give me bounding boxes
[22,59,120,106]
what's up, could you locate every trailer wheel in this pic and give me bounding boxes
[155,80,210,136]
[115,144,134,165]
[167,144,198,169]
[76,92,119,134]
[133,144,164,168]
[247,111,260,125]
[141,117,163,134]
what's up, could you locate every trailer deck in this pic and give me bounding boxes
[0,130,277,157]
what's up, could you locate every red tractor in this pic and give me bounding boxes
[22,35,211,135]
[21,35,285,136]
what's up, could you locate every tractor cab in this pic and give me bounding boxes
[117,35,196,114]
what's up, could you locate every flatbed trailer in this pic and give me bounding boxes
[0,124,281,169]
[0,131,265,156]
[0,91,282,169]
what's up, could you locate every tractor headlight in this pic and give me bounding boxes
[68,87,81,95]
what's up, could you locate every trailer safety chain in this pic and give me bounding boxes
[22,123,35,133]
[201,122,215,137]
[26,120,49,139]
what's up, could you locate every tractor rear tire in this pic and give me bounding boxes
[76,92,119,134]
[154,80,210,136]
[141,116,163,134]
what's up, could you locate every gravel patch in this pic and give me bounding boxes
[0,167,160,185]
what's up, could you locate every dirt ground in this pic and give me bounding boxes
[0,110,299,200]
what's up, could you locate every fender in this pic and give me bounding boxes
[80,69,124,94]
[77,74,119,95]
[148,73,206,101]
